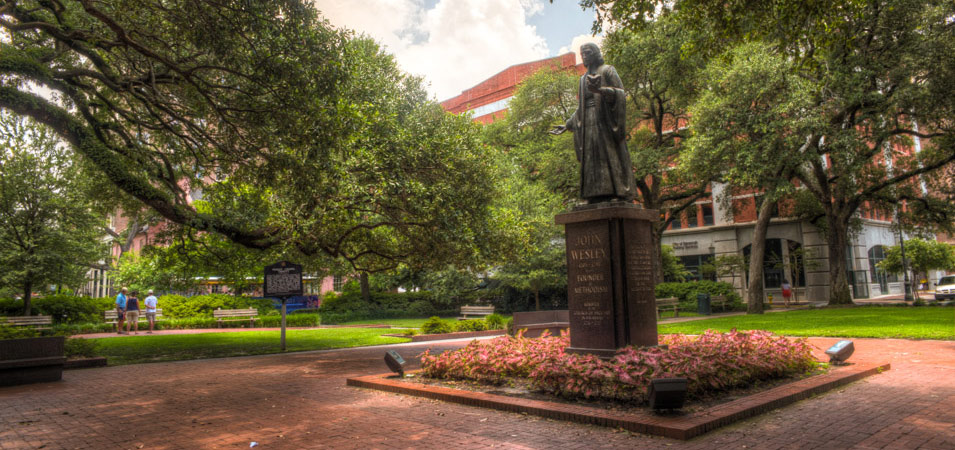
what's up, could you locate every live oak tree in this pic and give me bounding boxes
[583,0,955,305]
[682,43,819,313]
[0,112,105,315]
[0,0,516,275]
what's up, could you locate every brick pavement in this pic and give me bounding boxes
[1,337,954,449]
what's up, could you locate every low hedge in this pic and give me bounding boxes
[50,313,322,335]
[0,295,114,324]
[654,280,742,310]
[319,290,459,324]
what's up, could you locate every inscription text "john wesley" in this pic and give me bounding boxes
[570,248,607,261]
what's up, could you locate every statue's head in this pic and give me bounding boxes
[580,43,604,67]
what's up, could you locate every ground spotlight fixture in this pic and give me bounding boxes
[825,340,854,365]
[648,378,687,411]
[384,350,405,377]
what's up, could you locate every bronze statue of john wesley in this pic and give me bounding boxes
[551,43,635,204]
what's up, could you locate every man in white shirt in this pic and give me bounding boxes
[144,290,159,334]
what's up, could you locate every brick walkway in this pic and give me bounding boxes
[1,336,954,449]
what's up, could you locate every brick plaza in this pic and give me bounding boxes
[1,336,954,449]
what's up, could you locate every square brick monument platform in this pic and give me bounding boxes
[555,203,659,357]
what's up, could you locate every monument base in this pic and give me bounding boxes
[556,203,659,357]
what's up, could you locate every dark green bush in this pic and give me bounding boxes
[454,319,487,332]
[0,324,38,339]
[654,281,742,310]
[484,313,506,330]
[159,294,275,318]
[0,295,114,324]
[64,338,98,358]
[421,316,453,334]
[318,290,454,323]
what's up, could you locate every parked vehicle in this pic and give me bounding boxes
[934,276,955,301]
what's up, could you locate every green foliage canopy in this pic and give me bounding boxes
[0,1,517,274]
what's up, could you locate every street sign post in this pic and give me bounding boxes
[264,261,303,351]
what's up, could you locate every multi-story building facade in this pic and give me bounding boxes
[444,53,936,301]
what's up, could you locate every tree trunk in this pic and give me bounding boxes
[359,272,371,303]
[534,287,540,311]
[22,278,32,316]
[746,198,776,314]
[825,219,854,305]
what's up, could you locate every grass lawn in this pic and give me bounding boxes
[338,317,457,328]
[339,316,511,328]
[660,306,955,340]
[91,328,410,365]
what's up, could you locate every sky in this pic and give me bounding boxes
[312,0,601,101]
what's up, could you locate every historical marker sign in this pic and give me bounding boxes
[264,261,303,298]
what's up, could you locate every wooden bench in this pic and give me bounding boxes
[711,295,731,312]
[459,305,495,320]
[105,309,164,330]
[656,297,680,319]
[0,315,53,330]
[213,308,258,328]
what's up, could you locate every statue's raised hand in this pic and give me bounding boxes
[549,125,567,135]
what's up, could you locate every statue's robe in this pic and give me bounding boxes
[564,64,635,202]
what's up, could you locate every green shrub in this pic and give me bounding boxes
[484,313,506,330]
[0,324,38,339]
[258,314,320,328]
[0,295,114,324]
[64,338,98,358]
[455,319,487,332]
[421,316,453,334]
[159,294,274,318]
[655,281,742,310]
[318,290,452,323]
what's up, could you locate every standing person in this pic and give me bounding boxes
[144,290,158,334]
[781,279,793,307]
[125,290,141,335]
[550,43,635,204]
[115,287,128,334]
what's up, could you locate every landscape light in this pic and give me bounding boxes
[648,377,687,411]
[384,350,405,377]
[825,340,854,365]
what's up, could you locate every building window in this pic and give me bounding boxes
[687,209,698,228]
[333,275,344,292]
[702,204,714,226]
[667,254,715,282]
[868,245,898,282]
[743,239,784,288]
[210,284,221,293]
[670,214,682,230]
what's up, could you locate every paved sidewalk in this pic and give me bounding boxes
[1,337,954,449]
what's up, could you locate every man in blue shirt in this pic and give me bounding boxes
[115,287,128,334]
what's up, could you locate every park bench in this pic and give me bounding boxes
[656,297,680,319]
[104,309,164,330]
[213,308,258,328]
[711,295,731,312]
[459,305,495,320]
[0,315,53,331]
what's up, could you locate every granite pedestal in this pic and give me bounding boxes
[555,203,659,357]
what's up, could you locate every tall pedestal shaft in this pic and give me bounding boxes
[556,204,659,357]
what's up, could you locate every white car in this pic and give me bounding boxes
[934,276,955,301]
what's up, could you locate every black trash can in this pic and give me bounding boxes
[697,293,711,315]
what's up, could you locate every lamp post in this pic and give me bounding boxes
[896,210,913,301]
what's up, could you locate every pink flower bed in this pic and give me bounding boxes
[419,330,817,403]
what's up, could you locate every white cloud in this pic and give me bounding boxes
[314,0,550,100]
[560,34,604,64]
